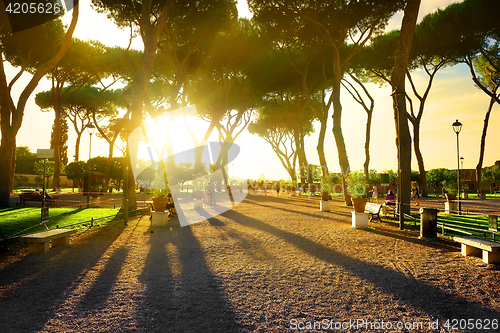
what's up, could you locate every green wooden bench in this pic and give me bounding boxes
[20,229,76,253]
[454,236,500,264]
[19,191,57,205]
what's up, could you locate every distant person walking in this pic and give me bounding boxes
[370,185,379,204]
[412,186,420,206]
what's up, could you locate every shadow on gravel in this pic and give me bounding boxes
[221,209,500,321]
[270,195,327,210]
[137,222,241,332]
[197,209,226,227]
[78,247,130,311]
[245,196,329,220]
[365,228,459,252]
[0,222,127,332]
[330,211,354,218]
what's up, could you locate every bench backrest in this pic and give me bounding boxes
[19,193,52,200]
[364,203,382,213]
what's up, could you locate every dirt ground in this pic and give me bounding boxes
[0,193,499,332]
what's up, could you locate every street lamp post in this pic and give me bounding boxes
[86,124,95,208]
[452,119,462,215]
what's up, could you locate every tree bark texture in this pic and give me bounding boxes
[51,86,62,191]
[294,131,308,184]
[0,3,79,207]
[363,109,373,181]
[476,96,495,191]
[104,133,119,192]
[412,121,427,196]
[124,0,172,210]
[316,112,329,179]
[0,131,16,207]
[331,80,351,204]
[391,0,421,216]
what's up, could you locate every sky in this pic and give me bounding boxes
[4,0,500,181]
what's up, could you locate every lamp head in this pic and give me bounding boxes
[87,123,96,135]
[452,119,462,134]
[123,88,133,109]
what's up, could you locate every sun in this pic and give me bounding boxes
[133,106,217,167]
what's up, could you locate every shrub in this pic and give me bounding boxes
[347,170,369,198]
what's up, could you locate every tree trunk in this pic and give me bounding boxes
[412,121,427,196]
[363,109,373,181]
[317,113,329,179]
[0,132,16,207]
[122,0,171,211]
[391,0,421,219]
[331,80,351,204]
[74,130,84,162]
[0,3,78,207]
[295,131,308,184]
[185,116,215,175]
[300,134,312,184]
[52,102,62,192]
[476,96,495,191]
[104,139,116,192]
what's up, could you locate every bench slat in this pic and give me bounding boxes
[21,229,76,243]
[454,236,500,252]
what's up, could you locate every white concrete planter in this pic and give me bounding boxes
[320,200,330,212]
[352,212,369,228]
[445,201,456,214]
[194,199,203,209]
[151,212,169,226]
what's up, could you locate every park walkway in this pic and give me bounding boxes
[0,194,499,332]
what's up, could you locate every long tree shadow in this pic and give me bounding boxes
[195,208,226,227]
[0,221,127,332]
[366,227,460,252]
[220,209,500,321]
[137,221,241,332]
[244,196,331,220]
[78,247,129,311]
[256,194,325,210]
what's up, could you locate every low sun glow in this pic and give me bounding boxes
[135,107,217,166]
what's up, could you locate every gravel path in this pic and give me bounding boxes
[0,193,499,332]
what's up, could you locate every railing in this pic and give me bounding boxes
[437,220,498,241]
[54,207,148,230]
[382,201,499,242]
[0,205,150,244]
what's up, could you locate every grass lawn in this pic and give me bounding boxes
[0,207,120,238]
